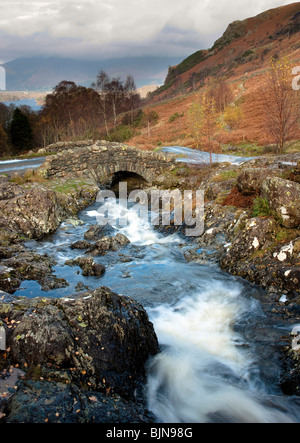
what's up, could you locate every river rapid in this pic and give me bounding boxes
[14,196,300,423]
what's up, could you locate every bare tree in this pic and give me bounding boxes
[189,72,197,92]
[92,70,111,137]
[124,75,141,124]
[106,77,124,128]
[260,56,300,154]
[39,81,101,143]
[206,76,234,112]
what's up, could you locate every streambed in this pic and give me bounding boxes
[13,197,300,423]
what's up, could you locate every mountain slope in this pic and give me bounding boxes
[126,3,300,152]
[151,2,300,100]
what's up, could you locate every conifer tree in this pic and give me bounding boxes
[10,107,33,152]
[0,123,9,156]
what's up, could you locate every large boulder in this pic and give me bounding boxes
[0,250,69,294]
[220,217,276,267]
[203,179,236,201]
[87,234,130,256]
[237,168,277,195]
[0,187,65,239]
[0,181,99,241]
[65,256,105,277]
[0,183,24,201]
[261,177,300,228]
[220,218,300,296]
[0,287,159,397]
[84,224,115,241]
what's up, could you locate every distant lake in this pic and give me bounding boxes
[1,98,42,111]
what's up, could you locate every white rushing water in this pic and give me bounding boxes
[88,198,300,423]
[88,198,181,246]
[146,287,297,423]
[22,196,300,423]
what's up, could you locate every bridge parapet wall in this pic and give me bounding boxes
[38,141,178,185]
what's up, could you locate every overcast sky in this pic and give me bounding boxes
[0,0,296,63]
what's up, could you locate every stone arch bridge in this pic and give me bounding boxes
[38,141,180,187]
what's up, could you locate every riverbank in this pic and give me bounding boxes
[0,146,300,422]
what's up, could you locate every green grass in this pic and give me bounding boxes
[107,125,135,143]
[49,178,92,195]
[285,140,300,154]
[222,143,267,157]
[212,170,238,182]
[222,139,300,157]
[172,50,208,76]
[242,49,254,58]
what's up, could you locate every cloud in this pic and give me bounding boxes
[0,0,295,62]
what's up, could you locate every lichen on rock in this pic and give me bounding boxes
[0,287,159,422]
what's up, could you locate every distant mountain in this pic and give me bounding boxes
[137,84,159,98]
[0,55,182,91]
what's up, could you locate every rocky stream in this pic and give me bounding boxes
[0,144,300,423]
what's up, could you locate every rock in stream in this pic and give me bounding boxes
[0,286,159,423]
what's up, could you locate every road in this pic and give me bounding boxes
[0,157,45,174]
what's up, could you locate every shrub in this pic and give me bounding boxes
[242,49,254,58]
[108,125,135,143]
[252,197,271,217]
[169,112,184,123]
[121,113,132,126]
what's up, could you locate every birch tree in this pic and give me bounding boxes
[187,94,221,165]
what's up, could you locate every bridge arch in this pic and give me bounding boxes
[109,171,149,194]
[95,159,155,186]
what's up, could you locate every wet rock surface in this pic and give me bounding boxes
[87,234,131,256]
[0,287,159,423]
[3,379,155,423]
[279,342,300,397]
[0,250,68,294]
[65,256,106,277]
[0,179,100,295]
[83,224,116,241]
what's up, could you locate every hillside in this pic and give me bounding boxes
[151,2,300,100]
[127,2,300,152]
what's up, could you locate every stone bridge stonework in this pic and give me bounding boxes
[38,141,179,186]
